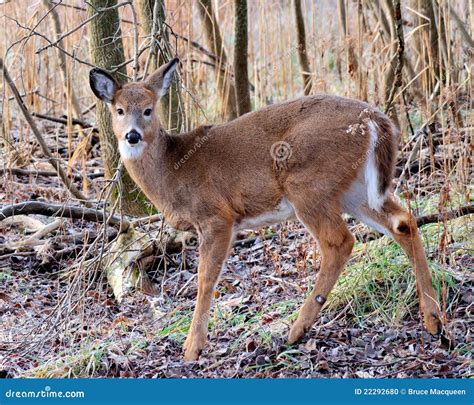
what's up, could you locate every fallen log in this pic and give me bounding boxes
[0,201,129,231]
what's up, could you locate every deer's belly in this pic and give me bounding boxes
[235,198,296,231]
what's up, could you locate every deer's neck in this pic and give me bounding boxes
[122,131,172,212]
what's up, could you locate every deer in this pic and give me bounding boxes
[89,58,442,361]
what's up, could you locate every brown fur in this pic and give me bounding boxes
[90,61,442,361]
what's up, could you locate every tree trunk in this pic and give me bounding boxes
[87,0,149,215]
[293,0,312,95]
[197,0,238,121]
[380,0,400,127]
[138,0,185,133]
[384,0,405,121]
[233,0,251,116]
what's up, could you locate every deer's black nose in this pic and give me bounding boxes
[125,130,142,144]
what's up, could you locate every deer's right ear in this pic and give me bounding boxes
[89,68,119,104]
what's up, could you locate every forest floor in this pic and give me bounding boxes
[0,121,472,378]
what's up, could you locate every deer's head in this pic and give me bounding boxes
[89,58,179,160]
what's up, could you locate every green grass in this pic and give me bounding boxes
[23,341,109,378]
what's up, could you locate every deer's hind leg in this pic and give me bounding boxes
[288,205,355,344]
[355,198,442,334]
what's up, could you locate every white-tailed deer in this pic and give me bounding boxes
[90,58,441,361]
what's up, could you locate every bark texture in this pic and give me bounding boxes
[294,0,312,95]
[233,0,251,116]
[87,0,149,215]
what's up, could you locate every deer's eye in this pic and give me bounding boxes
[144,108,152,117]
[116,108,124,116]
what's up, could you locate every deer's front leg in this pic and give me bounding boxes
[183,219,234,361]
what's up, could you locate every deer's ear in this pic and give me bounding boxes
[146,58,179,98]
[89,68,119,104]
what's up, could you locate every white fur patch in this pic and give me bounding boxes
[235,198,296,231]
[365,121,385,211]
[118,140,146,160]
[342,147,390,235]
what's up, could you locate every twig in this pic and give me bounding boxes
[1,58,90,206]
[51,1,137,25]
[36,1,132,54]
[0,201,130,231]
[5,16,96,69]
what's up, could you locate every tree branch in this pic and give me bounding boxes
[416,204,474,227]
[0,201,129,231]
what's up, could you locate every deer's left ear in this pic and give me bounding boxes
[146,58,179,98]
[89,68,119,104]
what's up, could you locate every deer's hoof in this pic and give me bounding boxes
[288,321,307,345]
[183,335,205,361]
[424,311,442,335]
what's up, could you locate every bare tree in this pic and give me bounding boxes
[87,0,149,215]
[138,0,185,132]
[293,0,312,95]
[197,0,238,120]
[233,0,251,116]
